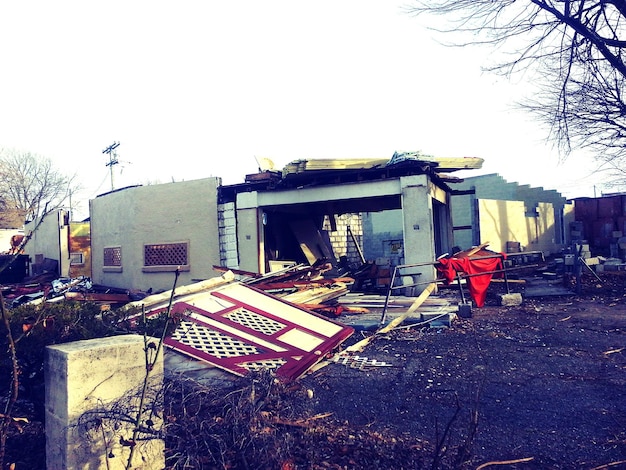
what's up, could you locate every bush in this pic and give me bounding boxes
[0,301,135,415]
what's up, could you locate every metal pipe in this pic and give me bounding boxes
[379,253,530,321]
[380,265,399,324]
[456,270,466,303]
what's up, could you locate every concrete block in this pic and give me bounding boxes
[219,210,236,221]
[220,234,237,244]
[421,311,455,327]
[219,225,237,237]
[458,302,472,318]
[499,293,523,306]
[46,335,164,470]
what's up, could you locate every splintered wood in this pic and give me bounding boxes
[308,282,438,374]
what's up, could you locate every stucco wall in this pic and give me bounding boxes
[90,178,221,292]
[24,209,70,277]
[478,199,558,254]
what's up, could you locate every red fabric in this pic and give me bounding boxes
[436,254,504,307]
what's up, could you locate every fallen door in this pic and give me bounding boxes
[152,282,354,381]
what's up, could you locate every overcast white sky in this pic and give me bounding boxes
[0,1,609,219]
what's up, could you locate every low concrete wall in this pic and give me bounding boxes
[45,335,164,469]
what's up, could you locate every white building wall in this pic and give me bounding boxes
[90,178,221,292]
[477,199,559,254]
[24,209,71,277]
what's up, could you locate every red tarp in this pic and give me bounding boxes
[436,251,505,307]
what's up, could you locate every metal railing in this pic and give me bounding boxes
[380,253,514,324]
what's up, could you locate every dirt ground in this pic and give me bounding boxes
[296,272,626,469]
[5,271,626,469]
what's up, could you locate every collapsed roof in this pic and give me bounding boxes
[220,152,484,201]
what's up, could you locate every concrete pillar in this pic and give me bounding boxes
[236,192,262,273]
[45,335,164,469]
[401,178,437,286]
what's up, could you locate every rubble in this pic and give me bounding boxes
[2,241,584,384]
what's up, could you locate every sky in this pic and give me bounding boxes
[0,1,610,220]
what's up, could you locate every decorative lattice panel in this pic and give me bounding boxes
[239,358,286,372]
[171,321,261,358]
[225,308,285,335]
[144,242,188,266]
[103,247,122,266]
[332,354,393,370]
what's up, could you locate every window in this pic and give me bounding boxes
[142,241,190,272]
[70,252,84,265]
[103,246,122,272]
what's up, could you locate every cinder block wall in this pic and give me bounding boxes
[323,213,363,266]
[45,335,164,469]
[218,202,239,268]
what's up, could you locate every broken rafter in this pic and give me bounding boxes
[122,271,236,313]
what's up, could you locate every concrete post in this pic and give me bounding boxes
[401,178,437,286]
[45,334,164,469]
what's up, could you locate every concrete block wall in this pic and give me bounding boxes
[361,209,405,266]
[45,335,164,469]
[218,202,239,269]
[451,192,476,250]
[323,213,364,266]
[451,173,568,250]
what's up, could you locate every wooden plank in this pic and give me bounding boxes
[289,219,334,264]
[307,282,437,374]
[121,271,235,312]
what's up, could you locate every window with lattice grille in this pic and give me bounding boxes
[70,252,84,265]
[103,247,121,266]
[103,246,122,272]
[142,241,190,272]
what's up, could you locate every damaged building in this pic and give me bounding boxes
[89,153,484,294]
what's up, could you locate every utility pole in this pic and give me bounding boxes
[102,141,120,191]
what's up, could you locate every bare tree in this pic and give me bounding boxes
[410,1,626,186]
[0,149,79,224]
